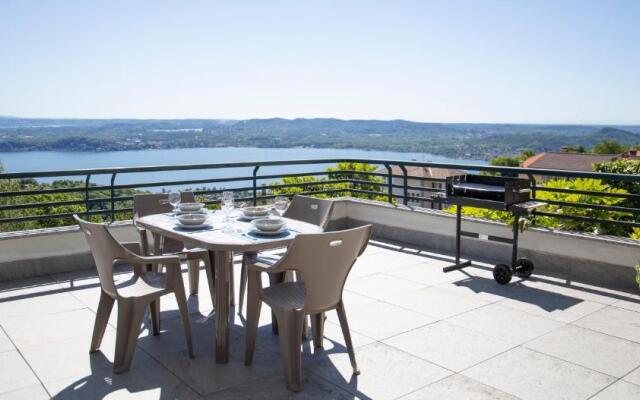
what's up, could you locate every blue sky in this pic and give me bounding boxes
[1,0,638,124]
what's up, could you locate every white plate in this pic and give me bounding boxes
[250,227,287,236]
[175,222,211,230]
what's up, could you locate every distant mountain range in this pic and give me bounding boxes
[0,117,639,160]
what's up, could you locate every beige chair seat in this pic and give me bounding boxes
[118,272,167,299]
[262,282,306,311]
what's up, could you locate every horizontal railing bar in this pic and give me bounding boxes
[535,186,640,200]
[0,196,133,212]
[2,158,638,182]
[540,200,640,214]
[0,208,132,224]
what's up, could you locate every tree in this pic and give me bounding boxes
[592,140,628,154]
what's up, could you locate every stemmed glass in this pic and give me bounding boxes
[221,191,234,226]
[168,191,181,215]
[273,195,288,218]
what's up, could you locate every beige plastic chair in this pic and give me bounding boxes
[238,195,334,312]
[74,215,194,373]
[244,225,372,391]
[133,193,229,306]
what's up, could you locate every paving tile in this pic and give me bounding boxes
[463,347,615,400]
[2,308,95,349]
[573,306,640,343]
[384,321,515,372]
[398,374,519,400]
[437,275,532,303]
[446,303,563,344]
[315,318,376,349]
[0,351,40,395]
[611,294,640,313]
[384,286,489,319]
[385,263,467,287]
[0,289,86,323]
[347,252,421,279]
[0,328,15,353]
[623,366,640,386]
[44,364,203,399]
[340,290,378,308]
[19,330,158,384]
[500,286,606,323]
[525,325,640,377]
[205,374,354,399]
[345,273,426,302]
[590,380,640,400]
[0,276,58,299]
[313,342,452,400]
[521,279,631,305]
[326,300,435,340]
[0,385,49,400]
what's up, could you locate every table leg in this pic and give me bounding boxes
[213,250,232,363]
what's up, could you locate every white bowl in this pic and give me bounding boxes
[177,213,207,226]
[252,217,286,232]
[242,206,271,218]
[179,202,205,212]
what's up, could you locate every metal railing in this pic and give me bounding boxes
[1,158,639,232]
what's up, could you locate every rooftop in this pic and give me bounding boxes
[1,239,640,399]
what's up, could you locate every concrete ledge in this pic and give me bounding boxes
[0,222,139,281]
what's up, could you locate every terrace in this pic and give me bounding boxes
[1,159,640,399]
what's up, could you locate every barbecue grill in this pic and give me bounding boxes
[442,174,546,284]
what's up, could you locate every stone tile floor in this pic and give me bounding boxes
[1,240,640,399]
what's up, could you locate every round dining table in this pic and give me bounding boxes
[135,210,322,363]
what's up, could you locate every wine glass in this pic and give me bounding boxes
[273,195,288,217]
[168,191,181,215]
[221,191,234,224]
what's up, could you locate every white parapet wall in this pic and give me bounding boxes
[338,198,640,292]
[0,197,638,291]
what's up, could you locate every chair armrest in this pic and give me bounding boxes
[115,253,181,266]
[121,241,142,255]
[246,255,288,274]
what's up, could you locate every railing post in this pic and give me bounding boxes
[384,163,393,204]
[399,165,408,206]
[84,174,92,217]
[527,174,537,199]
[110,173,117,222]
[252,166,260,206]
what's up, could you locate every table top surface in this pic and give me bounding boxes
[136,210,322,252]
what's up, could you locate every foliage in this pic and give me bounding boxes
[272,162,388,202]
[487,150,534,176]
[592,140,629,154]
[593,159,640,194]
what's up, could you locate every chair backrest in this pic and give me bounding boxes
[74,215,130,298]
[283,195,334,229]
[133,192,196,219]
[280,225,371,312]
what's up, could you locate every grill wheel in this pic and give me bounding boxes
[493,264,512,285]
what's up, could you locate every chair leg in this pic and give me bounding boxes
[203,253,216,308]
[244,269,263,366]
[90,290,114,353]
[149,300,161,336]
[311,313,325,348]
[113,300,147,373]
[336,301,359,375]
[238,254,249,315]
[187,259,200,296]
[275,309,304,392]
[268,271,286,334]
[173,269,194,358]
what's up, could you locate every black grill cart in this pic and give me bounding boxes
[442,174,546,284]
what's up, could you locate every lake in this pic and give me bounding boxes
[0,147,486,189]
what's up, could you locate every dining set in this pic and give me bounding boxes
[74,192,371,391]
